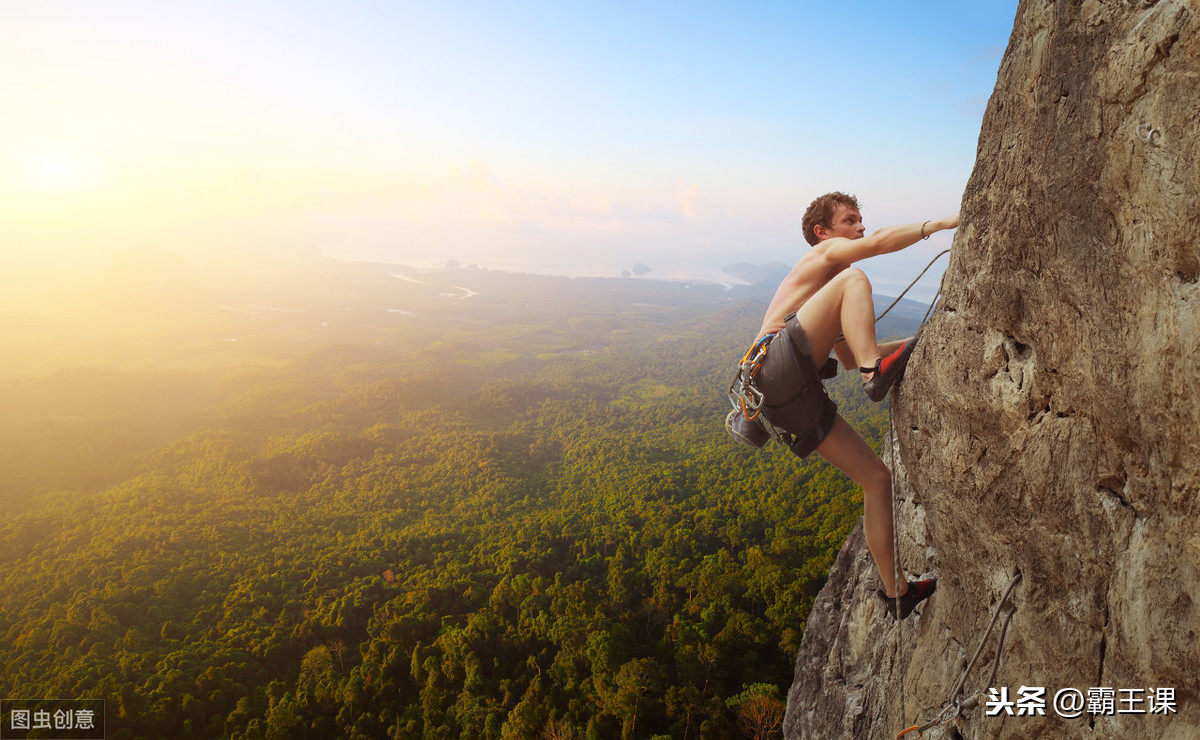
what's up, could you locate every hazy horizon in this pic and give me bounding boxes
[3,1,1015,311]
[0,239,947,309]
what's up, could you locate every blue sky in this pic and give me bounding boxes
[1,0,1018,301]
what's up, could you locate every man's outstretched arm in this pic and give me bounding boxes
[823,212,959,265]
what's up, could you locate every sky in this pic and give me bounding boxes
[1,0,1019,302]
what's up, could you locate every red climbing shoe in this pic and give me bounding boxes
[876,578,937,620]
[861,335,919,402]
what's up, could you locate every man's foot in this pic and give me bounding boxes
[876,578,937,620]
[860,336,919,402]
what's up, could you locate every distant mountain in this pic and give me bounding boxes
[870,293,931,322]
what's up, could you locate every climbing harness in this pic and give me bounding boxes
[726,315,838,453]
[726,249,951,452]
[726,332,781,449]
[895,571,1023,738]
[732,332,774,422]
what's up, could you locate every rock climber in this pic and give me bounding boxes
[751,191,958,619]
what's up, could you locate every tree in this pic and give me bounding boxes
[611,658,662,740]
[726,684,784,740]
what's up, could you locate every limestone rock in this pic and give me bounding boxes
[784,1,1199,738]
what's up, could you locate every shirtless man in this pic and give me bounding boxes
[752,191,958,618]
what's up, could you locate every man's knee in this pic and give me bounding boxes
[863,460,891,494]
[840,267,872,291]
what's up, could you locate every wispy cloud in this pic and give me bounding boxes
[674,181,699,218]
[448,159,504,194]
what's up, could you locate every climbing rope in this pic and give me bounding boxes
[895,571,1023,738]
[878,250,952,723]
[876,249,951,323]
[881,249,951,624]
[836,248,949,347]
[888,403,906,717]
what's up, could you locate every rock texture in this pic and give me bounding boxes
[784,1,1199,738]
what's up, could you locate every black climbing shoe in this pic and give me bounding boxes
[861,336,918,402]
[876,578,937,620]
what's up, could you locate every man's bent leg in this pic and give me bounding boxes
[793,268,882,370]
[814,415,906,598]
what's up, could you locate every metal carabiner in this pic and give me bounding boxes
[742,383,764,412]
[942,699,964,726]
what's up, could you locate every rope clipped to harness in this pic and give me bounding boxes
[895,571,1023,738]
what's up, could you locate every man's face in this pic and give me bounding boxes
[824,204,866,240]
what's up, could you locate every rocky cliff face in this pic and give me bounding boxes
[784,1,1199,738]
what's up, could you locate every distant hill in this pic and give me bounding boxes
[870,293,931,322]
[722,261,790,285]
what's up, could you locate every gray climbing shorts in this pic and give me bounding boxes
[753,320,839,459]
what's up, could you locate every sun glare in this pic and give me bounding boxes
[19,150,97,189]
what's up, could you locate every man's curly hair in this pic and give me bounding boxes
[802,192,861,246]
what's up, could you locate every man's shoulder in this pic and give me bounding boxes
[790,242,838,272]
[810,236,854,255]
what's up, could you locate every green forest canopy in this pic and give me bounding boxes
[0,257,910,739]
